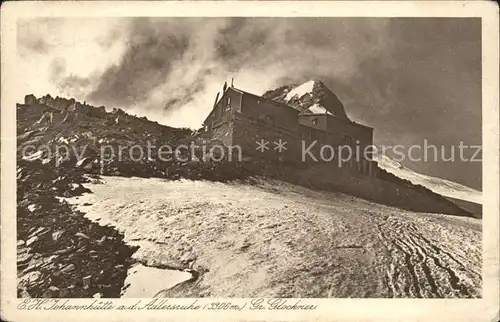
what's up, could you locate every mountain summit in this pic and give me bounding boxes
[262,80,350,121]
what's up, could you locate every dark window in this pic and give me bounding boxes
[312,118,318,125]
[224,97,231,112]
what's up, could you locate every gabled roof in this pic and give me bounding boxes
[229,87,300,114]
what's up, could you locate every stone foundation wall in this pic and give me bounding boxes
[198,121,234,147]
[232,116,301,164]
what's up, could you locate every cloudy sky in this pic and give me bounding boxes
[17,17,481,190]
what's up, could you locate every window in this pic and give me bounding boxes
[225,97,232,111]
[312,118,318,125]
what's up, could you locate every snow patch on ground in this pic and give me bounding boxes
[121,264,191,298]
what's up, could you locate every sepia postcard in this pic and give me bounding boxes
[1,1,499,321]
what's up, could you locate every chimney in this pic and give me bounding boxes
[213,92,220,108]
[223,82,227,92]
[231,78,234,87]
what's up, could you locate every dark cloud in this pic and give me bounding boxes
[357,18,482,190]
[88,18,193,106]
[85,18,396,109]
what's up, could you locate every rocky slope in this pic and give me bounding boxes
[17,158,140,298]
[17,96,251,180]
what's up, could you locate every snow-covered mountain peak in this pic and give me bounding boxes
[262,80,349,120]
[284,80,319,101]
